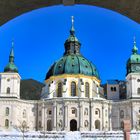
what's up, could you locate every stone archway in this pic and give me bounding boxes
[0,0,140,26]
[70,119,77,131]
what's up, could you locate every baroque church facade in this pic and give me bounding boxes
[1,18,140,132]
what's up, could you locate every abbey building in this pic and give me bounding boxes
[0,18,140,132]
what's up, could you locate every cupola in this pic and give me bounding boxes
[4,41,18,73]
[126,38,140,75]
[45,17,100,80]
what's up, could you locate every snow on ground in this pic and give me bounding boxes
[0,130,126,140]
[64,131,81,140]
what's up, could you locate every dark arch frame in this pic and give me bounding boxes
[0,0,140,26]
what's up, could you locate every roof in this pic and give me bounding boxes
[107,80,119,85]
[45,54,100,80]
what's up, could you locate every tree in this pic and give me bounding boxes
[14,120,29,140]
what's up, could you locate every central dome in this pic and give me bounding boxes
[45,17,100,80]
[46,54,99,80]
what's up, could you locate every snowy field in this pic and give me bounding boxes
[131,130,140,140]
[0,130,125,140]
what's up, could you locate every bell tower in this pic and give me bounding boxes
[126,38,140,99]
[0,42,21,98]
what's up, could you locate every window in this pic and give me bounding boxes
[71,107,77,117]
[58,120,63,128]
[72,109,75,114]
[95,108,100,118]
[5,119,9,128]
[7,87,10,94]
[111,87,116,92]
[71,82,76,96]
[138,88,140,94]
[5,107,9,116]
[57,82,62,97]
[23,109,26,118]
[95,111,98,115]
[84,120,88,127]
[49,110,52,115]
[120,110,124,118]
[95,120,100,130]
[85,82,89,98]
[114,87,116,91]
[111,87,114,91]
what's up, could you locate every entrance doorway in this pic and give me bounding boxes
[70,119,77,131]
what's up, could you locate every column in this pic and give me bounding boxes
[42,102,45,131]
[108,104,112,131]
[79,104,83,131]
[102,105,104,130]
[131,102,133,130]
[53,103,57,131]
[90,104,94,131]
[64,104,68,130]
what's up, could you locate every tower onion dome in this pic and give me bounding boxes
[45,17,99,80]
[4,42,18,73]
[126,38,140,75]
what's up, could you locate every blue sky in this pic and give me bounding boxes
[0,5,140,84]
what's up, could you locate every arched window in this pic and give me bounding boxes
[85,82,90,97]
[7,87,10,94]
[57,82,62,97]
[95,120,100,130]
[84,120,89,127]
[5,107,9,116]
[5,119,9,128]
[71,82,76,96]
[138,88,140,94]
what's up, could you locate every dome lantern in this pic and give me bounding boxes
[64,16,81,55]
